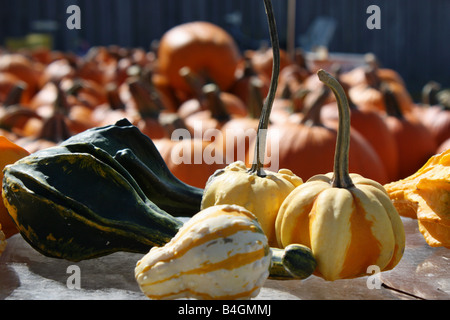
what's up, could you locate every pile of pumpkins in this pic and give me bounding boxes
[0,13,449,300]
[0,21,449,190]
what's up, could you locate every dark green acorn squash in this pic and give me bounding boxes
[2,142,184,261]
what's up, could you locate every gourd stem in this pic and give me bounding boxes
[268,244,317,280]
[317,69,354,189]
[249,0,280,177]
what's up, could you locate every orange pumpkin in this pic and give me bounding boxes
[438,137,450,154]
[217,78,264,164]
[251,83,389,184]
[180,83,247,137]
[0,72,27,103]
[0,136,30,238]
[157,21,241,100]
[154,138,226,188]
[348,66,413,115]
[321,84,400,182]
[0,53,41,104]
[77,46,120,85]
[38,58,76,88]
[415,104,450,147]
[246,46,293,83]
[340,53,405,88]
[229,56,270,106]
[276,63,311,99]
[382,84,437,180]
[0,83,42,133]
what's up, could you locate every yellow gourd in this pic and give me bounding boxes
[384,148,450,248]
[135,204,272,300]
[201,0,302,246]
[201,161,302,246]
[275,70,405,281]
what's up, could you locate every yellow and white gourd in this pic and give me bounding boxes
[275,70,405,281]
[135,204,272,300]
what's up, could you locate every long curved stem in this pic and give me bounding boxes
[248,0,280,177]
[317,69,354,189]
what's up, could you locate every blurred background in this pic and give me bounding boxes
[0,0,448,99]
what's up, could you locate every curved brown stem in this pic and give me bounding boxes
[317,69,354,189]
[248,0,280,177]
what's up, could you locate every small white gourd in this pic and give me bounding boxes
[135,204,271,300]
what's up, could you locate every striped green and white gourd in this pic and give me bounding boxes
[135,204,271,300]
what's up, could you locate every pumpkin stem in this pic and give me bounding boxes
[317,69,354,189]
[3,82,26,107]
[105,83,125,110]
[37,83,73,143]
[364,65,381,89]
[421,81,441,106]
[139,65,167,111]
[179,66,205,101]
[53,83,71,116]
[202,83,230,122]
[300,84,330,126]
[437,89,450,110]
[65,80,84,97]
[248,0,280,177]
[0,83,41,130]
[382,83,404,119]
[128,79,161,118]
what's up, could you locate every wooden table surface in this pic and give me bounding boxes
[1,217,448,300]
